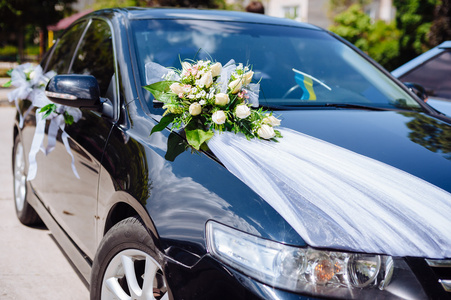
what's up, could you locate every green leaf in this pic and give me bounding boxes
[185,123,214,150]
[165,132,187,162]
[2,80,12,88]
[63,111,74,125]
[39,104,57,120]
[143,81,176,100]
[150,114,176,135]
[6,69,12,77]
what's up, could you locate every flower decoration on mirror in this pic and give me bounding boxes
[145,59,282,150]
[3,63,80,127]
[4,63,82,180]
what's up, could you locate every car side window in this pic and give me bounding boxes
[399,51,451,99]
[45,21,88,74]
[70,19,115,98]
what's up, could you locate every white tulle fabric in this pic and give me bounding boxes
[208,128,451,259]
[7,63,81,180]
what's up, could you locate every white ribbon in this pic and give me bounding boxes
[9,64,81,180]
[8,63,33,127]
[60,121,80,179]
[209,128,451,259]
[46,113,60,155]
[27,111,47,181]
[27,111,81,180]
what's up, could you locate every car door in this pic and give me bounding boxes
[39,18,117,259]
[26,20,88,204]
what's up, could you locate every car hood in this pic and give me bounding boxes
[280,109,451,192]
[209,108,451,258]
[427,97,451,118]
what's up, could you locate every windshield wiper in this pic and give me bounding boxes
[258,104,292,110]
[260,103,402,111]
[324,103,393,111]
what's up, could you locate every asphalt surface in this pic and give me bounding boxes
[0,88,89,299]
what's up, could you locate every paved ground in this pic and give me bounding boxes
[0,78,12,106]
[0,106,89,299]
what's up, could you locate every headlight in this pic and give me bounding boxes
[206,221,427,299]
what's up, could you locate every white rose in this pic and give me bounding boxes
[182,62,191,72]
[170,83,184,95]
[212,110,226,124]
[257,124,275,139]
[243,71,254,85]
[215,93,230,106]
[29,70,36,80]
[189,102,202,116]
[199,71,213,88]
[228,78,242,94]
[210,62,222,77]
[263,115,281,126]
[235,104,251,119]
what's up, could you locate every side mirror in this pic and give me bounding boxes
[404,82,428,102]
[45,74,102,110]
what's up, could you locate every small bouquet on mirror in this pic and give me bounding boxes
[3,63,79,127]
[144,59,282,150]
[4,63,82,180]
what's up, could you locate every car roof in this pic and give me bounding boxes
[392,41,451,77]
[93,7,321,31]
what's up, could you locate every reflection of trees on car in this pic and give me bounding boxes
[71,20,114,96]
[402,112,451,159]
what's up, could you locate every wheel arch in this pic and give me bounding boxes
[100,191,160,248]
[12,124,19,169]
[13,123,19,141]
[103,201,137,234]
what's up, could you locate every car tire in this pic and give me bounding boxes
[90,216,169,300]
[13,135,42,226]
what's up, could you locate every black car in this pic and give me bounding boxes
[392,41,451,117]
[12,7,451,300]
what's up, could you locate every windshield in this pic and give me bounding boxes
[131,19,422,112]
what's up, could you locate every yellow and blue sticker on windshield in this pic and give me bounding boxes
[294,72,316,101]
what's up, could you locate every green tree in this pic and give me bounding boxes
[402,112,451,160]
[393,0,437,65]
[92,0,226,9]
[93,0,140,9]
[328,0,370,18]
[429,0,451,46]
[0,0,76,61]
[329,4,400,70]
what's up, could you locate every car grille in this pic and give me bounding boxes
[426,259,451,294]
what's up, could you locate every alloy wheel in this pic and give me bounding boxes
[14,141,27,212]
[101,249,168,300]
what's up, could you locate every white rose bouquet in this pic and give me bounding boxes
[145,59,281,150]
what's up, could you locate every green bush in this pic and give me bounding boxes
[0,45,18,56]
[329,4,401,70]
